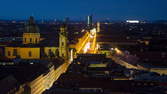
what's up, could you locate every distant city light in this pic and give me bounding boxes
[81,29,85,32]
[115,48,122,55]
[30,62,34,64]
[70,49,73,62]
[97,44,100,49]
[111,48,114,50]
[126,20,140,23]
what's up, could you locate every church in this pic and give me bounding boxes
[4,16,69,60]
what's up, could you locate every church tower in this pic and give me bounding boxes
[23,16,40,44]
[59,24,68,59]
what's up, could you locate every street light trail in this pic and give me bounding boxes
[77,33,90,53]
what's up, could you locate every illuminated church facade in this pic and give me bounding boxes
[5,16,68,60]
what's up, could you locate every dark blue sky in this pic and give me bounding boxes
[0,0,167,20]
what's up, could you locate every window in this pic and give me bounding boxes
[48,49,52,54]
[28,51,32,57]
[24,38,26,42]
[48,49,52,56]
[62,42,64,46]
[13,49,17,56]
[8,51,11,56]
[35,38,38,43]
[30,38,32,42]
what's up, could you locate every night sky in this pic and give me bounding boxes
[0,0,167,20]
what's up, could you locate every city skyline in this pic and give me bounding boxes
[1,2,167,93]
[0,0,167,20]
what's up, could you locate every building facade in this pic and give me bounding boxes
[4,16,68,60]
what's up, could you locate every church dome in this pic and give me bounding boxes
[25,16,39,33]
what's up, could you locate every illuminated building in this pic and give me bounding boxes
[97,22,100,32]
[87,15,93,28]
[126,20,140,23]
[59,24,68,59]
[4,16,68,60]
